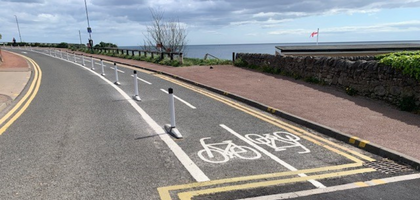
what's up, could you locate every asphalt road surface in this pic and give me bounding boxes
[0,48,419,200]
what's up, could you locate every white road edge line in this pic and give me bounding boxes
[238,173,420,200]
[219,124,326,189]
[160,89,197,109]
[131,75,152,85]
[39,51,210,182]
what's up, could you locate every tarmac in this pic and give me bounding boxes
[1,48,419,169]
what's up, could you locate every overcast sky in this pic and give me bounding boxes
[0,0,419,46]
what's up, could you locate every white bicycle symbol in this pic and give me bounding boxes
[198,137,262,164]
[245,131,310,154]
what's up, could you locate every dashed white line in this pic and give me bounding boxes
[130,75,152,85]
[160,89,197,109]
[110,67,125,73]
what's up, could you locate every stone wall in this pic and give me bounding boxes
[236,53,420,108]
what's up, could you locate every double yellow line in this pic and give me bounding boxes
[0,53,42,135]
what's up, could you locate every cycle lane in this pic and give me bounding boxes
[32,49,418,200]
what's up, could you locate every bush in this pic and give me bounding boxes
[398,96,417,111]
[377,51,420,80]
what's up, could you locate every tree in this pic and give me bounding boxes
[94,41,118,48]
[143,9,187,53]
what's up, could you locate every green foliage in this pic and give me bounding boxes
[94,41,118,48]
[377,51,420,80]
[398,95,417,111]
[56,42,69,48]
[304,76,321,84]
[234,58,248,67]
[345,87,358,96]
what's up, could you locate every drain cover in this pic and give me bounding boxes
[363,159,414,174]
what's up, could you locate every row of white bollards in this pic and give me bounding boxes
[47,50,183,139]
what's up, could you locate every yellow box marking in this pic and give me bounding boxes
[354,182,369,187]
[155,74,375,162]
[349,137,359,144]
[158,163,363,200]
[359,140,369,148]
[177,168,376,200]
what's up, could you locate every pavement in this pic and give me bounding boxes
[0,50,31,112]
[1,48,420,169]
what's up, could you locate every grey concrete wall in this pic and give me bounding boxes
[236,53,420,108]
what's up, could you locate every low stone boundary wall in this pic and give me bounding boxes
[236,53,420,109]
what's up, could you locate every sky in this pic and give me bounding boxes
[0,0,419,46]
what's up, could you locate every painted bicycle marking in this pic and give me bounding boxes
[245,132,310,154]
[198,137,261,164]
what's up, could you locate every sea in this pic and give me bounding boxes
[122,40,420,60]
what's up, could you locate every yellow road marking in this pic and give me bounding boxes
[349,137,359,144]
[354,182,369,187]
[371,179,387,185]
[177,168,376,200]
[158,163,363,200]
[359,140,369,148]
[0,55,42,135]
[0,52,39,126]
[155,75,375,162]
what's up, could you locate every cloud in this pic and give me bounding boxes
[0,0,419,44]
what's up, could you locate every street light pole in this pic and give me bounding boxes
[14,15,22,43]
[84,0,93,52]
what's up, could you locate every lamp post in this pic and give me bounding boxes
[14,15,22,43]
[84,0,93,52]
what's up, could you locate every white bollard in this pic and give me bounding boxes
[91,56,95,70]
[114,62,120,85]
[132,71,141,101]
[66,52,69,60]
[82,55,85,66]
[164,88,183,139]
[100,59,105,76]
[54,50,57,57]
[49,49,52,56]
[60,51,63,59]
[73,53,76,62]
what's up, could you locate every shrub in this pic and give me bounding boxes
[398,96,417,111]
[377,51,420,80]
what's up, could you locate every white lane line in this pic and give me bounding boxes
[55,55,209,182]
[219,124,326,189]
[130,75,152,85]
[239,173,420,200]
[110,67,125,73]
[160,89,197,109]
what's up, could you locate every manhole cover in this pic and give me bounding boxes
[363,159,414,174]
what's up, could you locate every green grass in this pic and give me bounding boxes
[74,48,232,67]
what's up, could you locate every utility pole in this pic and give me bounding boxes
[79,30,82,45]
[84,0,93,52]
[14,15,22,43]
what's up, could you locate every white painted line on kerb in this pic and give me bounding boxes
[160,89,197,109]
[131,75,152,85]
[110,67,125,73]
[219,124,326,189]
[239,173,420,200]
[55,55,209,183]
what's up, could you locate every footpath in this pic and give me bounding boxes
[0,50,31,112]
[2,49,420,168]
